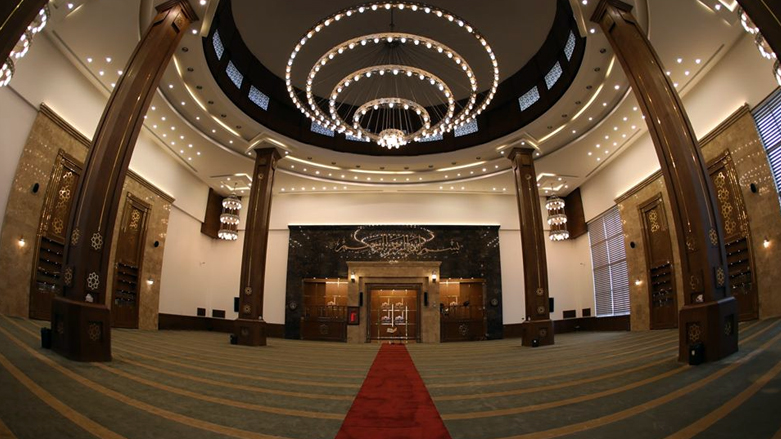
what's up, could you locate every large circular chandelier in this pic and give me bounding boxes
[1,4,49,88]
[285,2,499,149]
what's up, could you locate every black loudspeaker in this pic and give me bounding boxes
[229,334,238,345]
[359,292,363,306]
[689,343,704,365]
[531,339,540,348]
[424,292,429,307]
[549,297,555,313]
[234,297,240,313]
[40,327,51,349]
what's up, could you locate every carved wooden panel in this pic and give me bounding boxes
[639,195,678,329]
[300,279,348,341]
[440,280,486,342]
[111,193,150,329]
[29,151,82,320]
[708,153,757,321]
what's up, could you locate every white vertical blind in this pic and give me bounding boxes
[589,206,630,316]
[752,88,781,198]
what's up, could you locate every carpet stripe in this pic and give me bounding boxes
[663,359,781,439]
[94,362,344,420]
[0,320,292,439]
[0,419,14,439]
[441,365,687,420]
[493,328,781,439]
[114,356,353,401]
[336,344,452,439]
[0,353,126,439]
[434,355,675,401]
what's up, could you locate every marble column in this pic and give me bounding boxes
[737,0,781,58]
[508,148,554,347]
[0,0,47,64]
[53,0,197,362]
[234,146,281,347]
[592,0,737,363]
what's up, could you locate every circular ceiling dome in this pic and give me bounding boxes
[206,0,584,156]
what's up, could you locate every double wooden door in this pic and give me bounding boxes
[111,194,150,329]
[29,152,81,320]
[639,196,678,329]
[708,153,757,321]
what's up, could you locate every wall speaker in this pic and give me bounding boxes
[229,334,238,345]
[531,339,540,347]
[40,327,51,349]
[424,292,429,307]
[234,297,240,313]
[750,183,758,193]
[549,297,555,313]
[359,292,363,307]
[689,342,704,365]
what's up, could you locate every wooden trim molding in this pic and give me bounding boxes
[504,315,631,338]
[39,104,175,204]
[158,313,284,337]
[698,105,751,147]
[615,170,663,204]
[126,170,175,203]
[39,104,91,147]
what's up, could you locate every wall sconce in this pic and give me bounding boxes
[17,237,25,248]
[146,277,154,286]
[763,238,771,249]
[634,279,643,286]
[431,271,437,283]
[350,271,356,283]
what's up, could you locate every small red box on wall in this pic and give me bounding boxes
[347,306,360,325]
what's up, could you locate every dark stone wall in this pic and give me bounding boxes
[284,225,503,340]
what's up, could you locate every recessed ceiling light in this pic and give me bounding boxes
[200,0,206,4]
[191,29,198,35]
[106,57,112,63]
[162,117,166,121]
[589,28,595,34]
[197,152,201,155]
[67,3,74,9]
[196,116,200,120]
[117,70,123,75]
[588,152,592,156]
[674,83,679,88]
[87,57,92,63]
[110,83,115,88]
[614,85,620,90]
[153,125,157,129]
[677,58,683,63]
[98,70,104,76]
[168,84,174,89]
[695,59,701,64]
[684,71,690,76]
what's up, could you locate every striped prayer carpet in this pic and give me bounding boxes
[0,315,780,438]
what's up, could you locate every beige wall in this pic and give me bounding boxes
[0,108,173,329]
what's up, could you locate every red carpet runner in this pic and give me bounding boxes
[335,343,452,439]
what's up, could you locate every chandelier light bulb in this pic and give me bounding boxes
[755,33,777,60]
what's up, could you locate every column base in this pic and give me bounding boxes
[51,296,111,362]
[521,319,554,347]
[234,318,267,346]
[678,297,738,363]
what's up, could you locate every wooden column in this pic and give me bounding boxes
[53,0,197,362]
[234,146,281,347]
[737,0,781,58]
[508,148,554,347]
[0,0,47,64]
[592,0,737,363]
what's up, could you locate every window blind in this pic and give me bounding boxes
[752,88,781,196]
[588,206,630,317]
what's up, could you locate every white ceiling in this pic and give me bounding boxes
[41,0,744,199]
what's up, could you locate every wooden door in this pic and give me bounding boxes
[639,195,678,329]
[111,194,150,328]
[708,153,757,321]
[300,279,348,341]
[29,151,81,320]
[440,280,486,342]
[368,286,419,341]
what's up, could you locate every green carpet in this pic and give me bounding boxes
[1,315,780,439]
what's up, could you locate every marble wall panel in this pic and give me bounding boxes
[284,225,503,340]
[0,105,172,329]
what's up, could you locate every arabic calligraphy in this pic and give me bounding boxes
[335,225,461,260]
